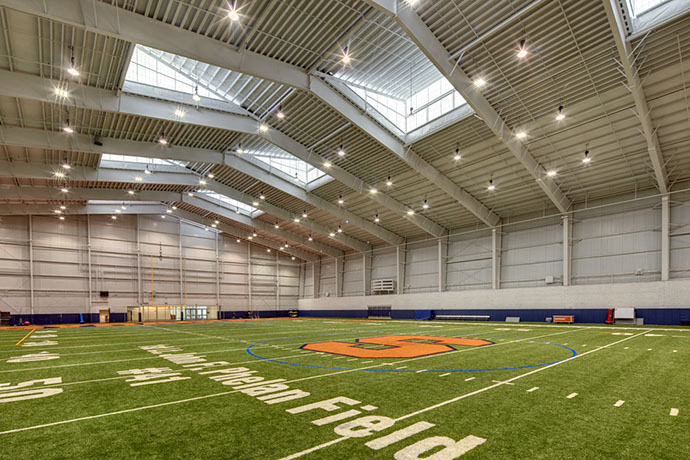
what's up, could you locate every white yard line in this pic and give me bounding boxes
[614,400,625,407]
[527,387,539,392]
[567,393,578,399]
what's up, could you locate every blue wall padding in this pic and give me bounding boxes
[299,308,690,325]
[414,310,433,320]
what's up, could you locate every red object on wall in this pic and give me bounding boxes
[606,309,614,324]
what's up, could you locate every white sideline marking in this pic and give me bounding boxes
[439,373,451,377]
[567,393,578,399]
[645,334,665,337]
[670,408,679,416]
[0,328,595,438]
[614,400,625,407]
[415,369,427,373]
[527,387,539,392]
[465,377,475,381]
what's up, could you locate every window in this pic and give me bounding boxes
[125,46,220,100]
[101,154,173,165]
[630,0,669,15]
[198,190,257,215]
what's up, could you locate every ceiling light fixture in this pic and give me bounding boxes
[409,107,414,118]
[55,88,69,98]
[199,179,207,185]
[342,47,351,64]
[454,147,462,161]
[556,105,565,121]
[59,216,65,221]
[276,106,284,119]
[274,222,280,229]
[337,226,343,233]
[329,232,336,237]
[294,218,300,223]
[63,119,74,134]
[547,170,557,177]
[166,209,173,214]
[323,161,332,168]
[227,6,240,21]
[370,188,377,194]
[337,195,344,204]
[192,85,201,102]
[475,78,486,87]
[67,50,79,77]
[407,209,415,215]
[374,214,380,223]
[174,109,186,118]
[515,131,526,139]
[583,149,592,163]
[55,172,65,178]
[128,190,135,195]
[60,205,67,210]
[237,143,243,154]
[158,134,168,145]
[208,173,214,179]
[308,235,313,241]
[188,192,194,197]
[259,124,268,132]
[338,145,345,157]
[302,210,308,218]
[144,166,152,175]
[252,201,259,206]
[423,200,429,209]
[111,215,117,220]
[259,192,265,200]
[386,176,393,187]
[517,39,528,58]
[488,179,496,191]
[134,176,143,182]
[61,187,69,193]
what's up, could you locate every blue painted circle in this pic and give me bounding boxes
[246,333,577,373]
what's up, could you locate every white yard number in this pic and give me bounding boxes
[118,368,191,386]
[0,378,63,403]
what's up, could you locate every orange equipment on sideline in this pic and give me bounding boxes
[606,309,614,324]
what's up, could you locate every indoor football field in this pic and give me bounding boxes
[0,318,688,460]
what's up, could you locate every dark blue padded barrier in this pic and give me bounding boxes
[300,308,690,325]
[414,310,433,320]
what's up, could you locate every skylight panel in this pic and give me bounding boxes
[631,0,669,15]
[101,154,173,166]
[198,190,257,215]
[125,46,220,100]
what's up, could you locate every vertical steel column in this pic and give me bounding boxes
[335,256,343,297]
[438,238,448,292]
[312,259,321,298]
[661,195,670,281]
[28,215,34,317]
[491,227,502,289]
[562,215,571,286]
[276,251,280,311]
[363,250,372,296]
[215,231,221,309]
[87,215,93,310]
[247,242,252,310]
[396,244,406,295]
[136,215,142,307]
[178,219,184,305]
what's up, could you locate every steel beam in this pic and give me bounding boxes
[381,2,572,214]
[0,203,167,215]
[312,76,500,227]
[0,2,454,236]
[602,0,668,193]
[661,195,670,281]
[0,125,404,245]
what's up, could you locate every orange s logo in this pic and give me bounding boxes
[302,335,492,358]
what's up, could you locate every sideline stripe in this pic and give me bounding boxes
[14,329,36,346]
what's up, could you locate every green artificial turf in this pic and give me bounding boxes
[0,319,688,459]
